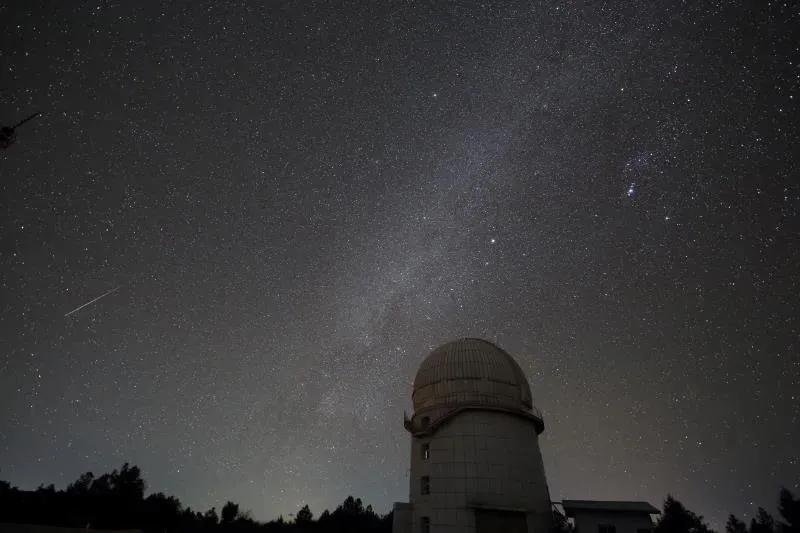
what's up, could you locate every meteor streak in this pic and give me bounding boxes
[64,286,120,317]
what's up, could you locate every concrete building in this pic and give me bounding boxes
[393,338,660,533]
[393,338,552,533]
[561,500,660,533]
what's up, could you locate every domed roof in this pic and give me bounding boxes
[412,338,534,412]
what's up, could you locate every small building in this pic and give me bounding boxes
[561,500,660,533]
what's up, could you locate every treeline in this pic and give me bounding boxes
[1,463,798,533]
[654,494,800,533]
[0,464,390,532]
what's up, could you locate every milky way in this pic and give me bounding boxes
[1,1,798,528]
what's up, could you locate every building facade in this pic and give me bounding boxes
[561,500,659,533]
[393,338,552,533]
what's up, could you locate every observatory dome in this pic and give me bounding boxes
[412,338,534,413]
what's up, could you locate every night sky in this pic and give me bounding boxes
[1,0,798,528]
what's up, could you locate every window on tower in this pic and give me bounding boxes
[599,525,617,533]
[421,443,430,460]
[421,517,430,533]
[421,476,430,495]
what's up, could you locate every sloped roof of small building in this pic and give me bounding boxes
[561,500,661,516]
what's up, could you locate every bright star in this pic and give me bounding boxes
[627,183,635,197]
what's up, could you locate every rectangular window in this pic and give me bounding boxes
[421,516,430,533]
[637,529,652,533]
[422,443,430,460]
[599,525,617,533]
[421,475,430,495]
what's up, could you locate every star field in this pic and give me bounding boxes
[1,1,798,528]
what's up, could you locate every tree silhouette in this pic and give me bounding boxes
[143,492,182,531]
[655,495,713,533]
[296,505,313,524]
[221,501,240,524]
[66,472,94,495]
[727,515,748,533]
[339,495,364,517]
[750,508,776,533]
[203,507,220,528]
[779,489,800,533]
[115,463,146,501]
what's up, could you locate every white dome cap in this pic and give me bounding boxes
[412,338,534,413]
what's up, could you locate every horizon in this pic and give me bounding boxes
[3,461,796,530]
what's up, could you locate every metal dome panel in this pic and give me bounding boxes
[412,338,534,412]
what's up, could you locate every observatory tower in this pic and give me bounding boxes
[393,338,552,533]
